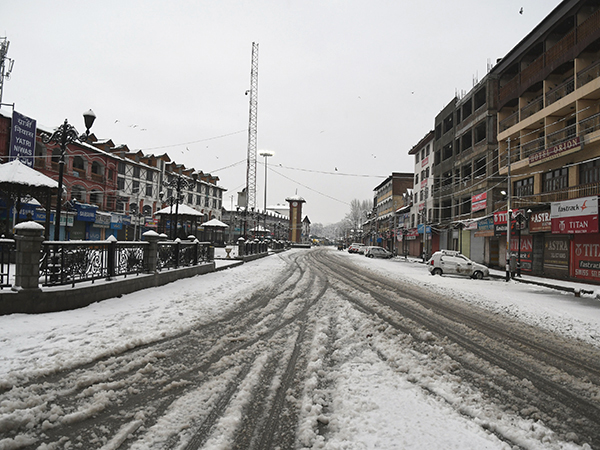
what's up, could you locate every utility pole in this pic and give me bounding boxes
[246,42,259,212]
[506,138,512,282]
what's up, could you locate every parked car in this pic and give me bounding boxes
[365,246,393,259]
[427,250,489,279]
[347,243,362,253]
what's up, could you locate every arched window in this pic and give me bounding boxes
[143,205,152,216]
[91,161,104,178]
[71,185,86,203]
[73,156,85,177]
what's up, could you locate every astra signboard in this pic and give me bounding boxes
[551,196,598,234]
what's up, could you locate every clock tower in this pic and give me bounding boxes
[285,195,306,243]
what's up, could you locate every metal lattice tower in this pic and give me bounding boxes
[246,42,259,211]
[0,37,15,105]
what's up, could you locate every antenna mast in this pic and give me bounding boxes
[0,37,15,105]
[246,42,259,211]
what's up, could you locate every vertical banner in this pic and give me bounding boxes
[10,111,37,167]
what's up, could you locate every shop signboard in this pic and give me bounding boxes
[9,111,37,167]
[551,196,598,234]
[529,137,581,166]
[572,234,600,282]
[493,210,522,236]
[529,209,551,233]
[75,203,97,223]
[543,236,570,278]
[471,192,487,212]
[110,214,123,230]
[509,235,533,272]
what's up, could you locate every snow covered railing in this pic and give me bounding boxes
[40,239,149,287]
[8,224,214,291]
[157,239,212,271]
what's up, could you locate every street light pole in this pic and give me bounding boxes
[41,110,96,241]
[259,151,273,235]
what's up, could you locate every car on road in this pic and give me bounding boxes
[364,246,393,259]
[348,243,366,254]
[427,250,489,279]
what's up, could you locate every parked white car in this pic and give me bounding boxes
[364,246,393,259]
[427,250,489,279]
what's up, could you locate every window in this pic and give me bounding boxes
[73,156,85,177]
[52,148,62,164]
[146,184,153,196]
[415,174,419,184]
[133,180,140,194]
[89,190,102,206]
[117,177,125,190]
[514,177,534,198]
[133,166,141,179]
[543,168,568,192]
[71,185,86,202]
[421,149,425,161]
[118,161,126,174]
[425,167,430,178]
[188,194,193,204]
[146,171,154,182]
[580,159,600,185]
[108,169,114,181]
[426,144,430,157]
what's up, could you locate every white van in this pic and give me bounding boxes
[427,250,489,279]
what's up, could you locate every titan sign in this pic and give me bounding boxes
[551,196,598,234]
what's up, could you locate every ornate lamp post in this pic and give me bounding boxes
[41,110,96,241]
[163,174,190,240]
[513,209,532,277]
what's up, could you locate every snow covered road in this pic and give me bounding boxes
[1,247,599,449]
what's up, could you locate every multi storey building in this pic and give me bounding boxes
[373,172,413,252]
[0,108,226,241]
[431,72,502,265]
[493,0,600,282]
[408,131,435,258]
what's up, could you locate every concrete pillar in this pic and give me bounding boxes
[143,230,160,274]
[237,237,245,257]
[12,221,45,292]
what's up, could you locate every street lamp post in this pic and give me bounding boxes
[41,110,96,241]
[514,209,531,277]
[163,174,190,240]
[259,151,274,234]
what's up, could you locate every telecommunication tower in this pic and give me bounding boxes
[245,42,259,211]
[0,37,15,105]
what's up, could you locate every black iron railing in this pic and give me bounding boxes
[40,239,212,287]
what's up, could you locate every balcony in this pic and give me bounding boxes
[500,111,519,132]
[545,76,574,107]
[547,124,576,147]
[498,9,600,107]
[577,60,600,89]
[520,96,544,119]
[580,111,600,135]
[510,180,600,209]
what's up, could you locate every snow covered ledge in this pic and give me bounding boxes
[12,221,45,293]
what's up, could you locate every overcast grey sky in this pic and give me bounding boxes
[3,0,562,224]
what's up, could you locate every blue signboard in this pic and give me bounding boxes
[75,203,97,222]
[10,111,37,167]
